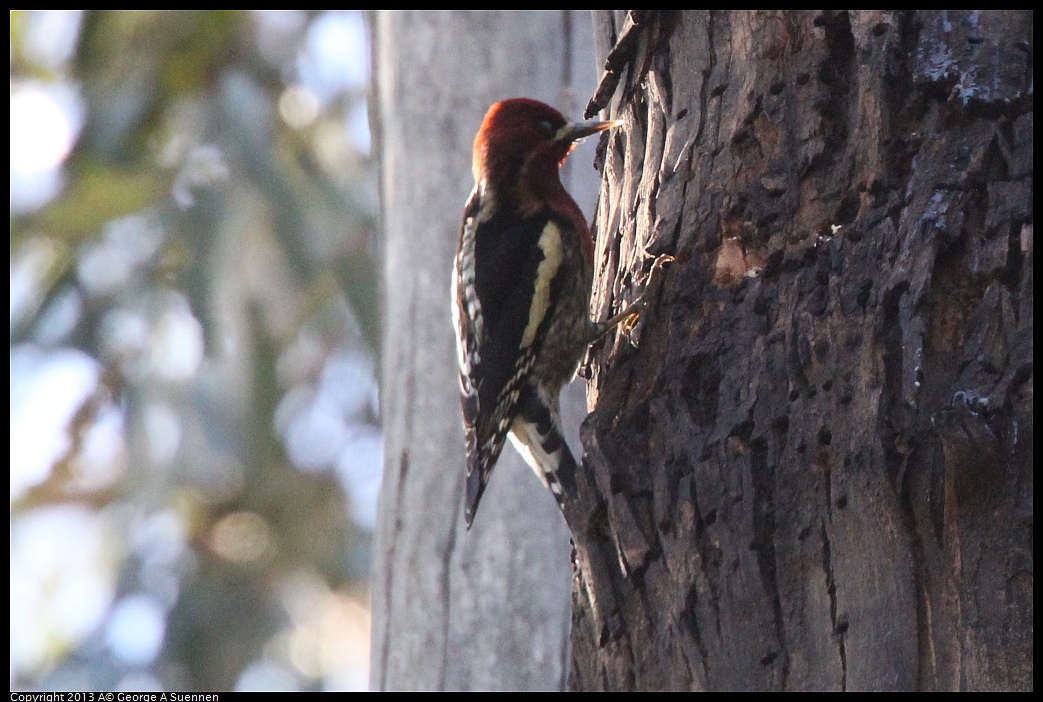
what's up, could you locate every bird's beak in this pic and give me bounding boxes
[555,118,623,144]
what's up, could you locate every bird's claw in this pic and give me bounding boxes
[611,253,674,345]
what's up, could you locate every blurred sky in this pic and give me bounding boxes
[11,10,377,691]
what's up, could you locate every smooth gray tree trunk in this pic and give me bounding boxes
[370,10,602,691]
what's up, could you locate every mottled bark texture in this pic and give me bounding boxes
[569,10,1032,691]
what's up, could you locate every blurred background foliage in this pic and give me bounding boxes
[11,10,380,691]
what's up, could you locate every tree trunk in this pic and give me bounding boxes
[370,10,603,691]
[570,10,1032,691]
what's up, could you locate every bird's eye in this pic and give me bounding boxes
[536,119,555,138]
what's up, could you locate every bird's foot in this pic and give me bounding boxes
[592,253,674,345]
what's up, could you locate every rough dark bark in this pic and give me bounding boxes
[569,10,1032,691]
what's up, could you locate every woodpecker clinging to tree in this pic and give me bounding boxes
[451,98,624,528]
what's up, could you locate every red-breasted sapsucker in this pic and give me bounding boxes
[452,98,621,528]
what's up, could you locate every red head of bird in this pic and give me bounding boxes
[471,98,621,217]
